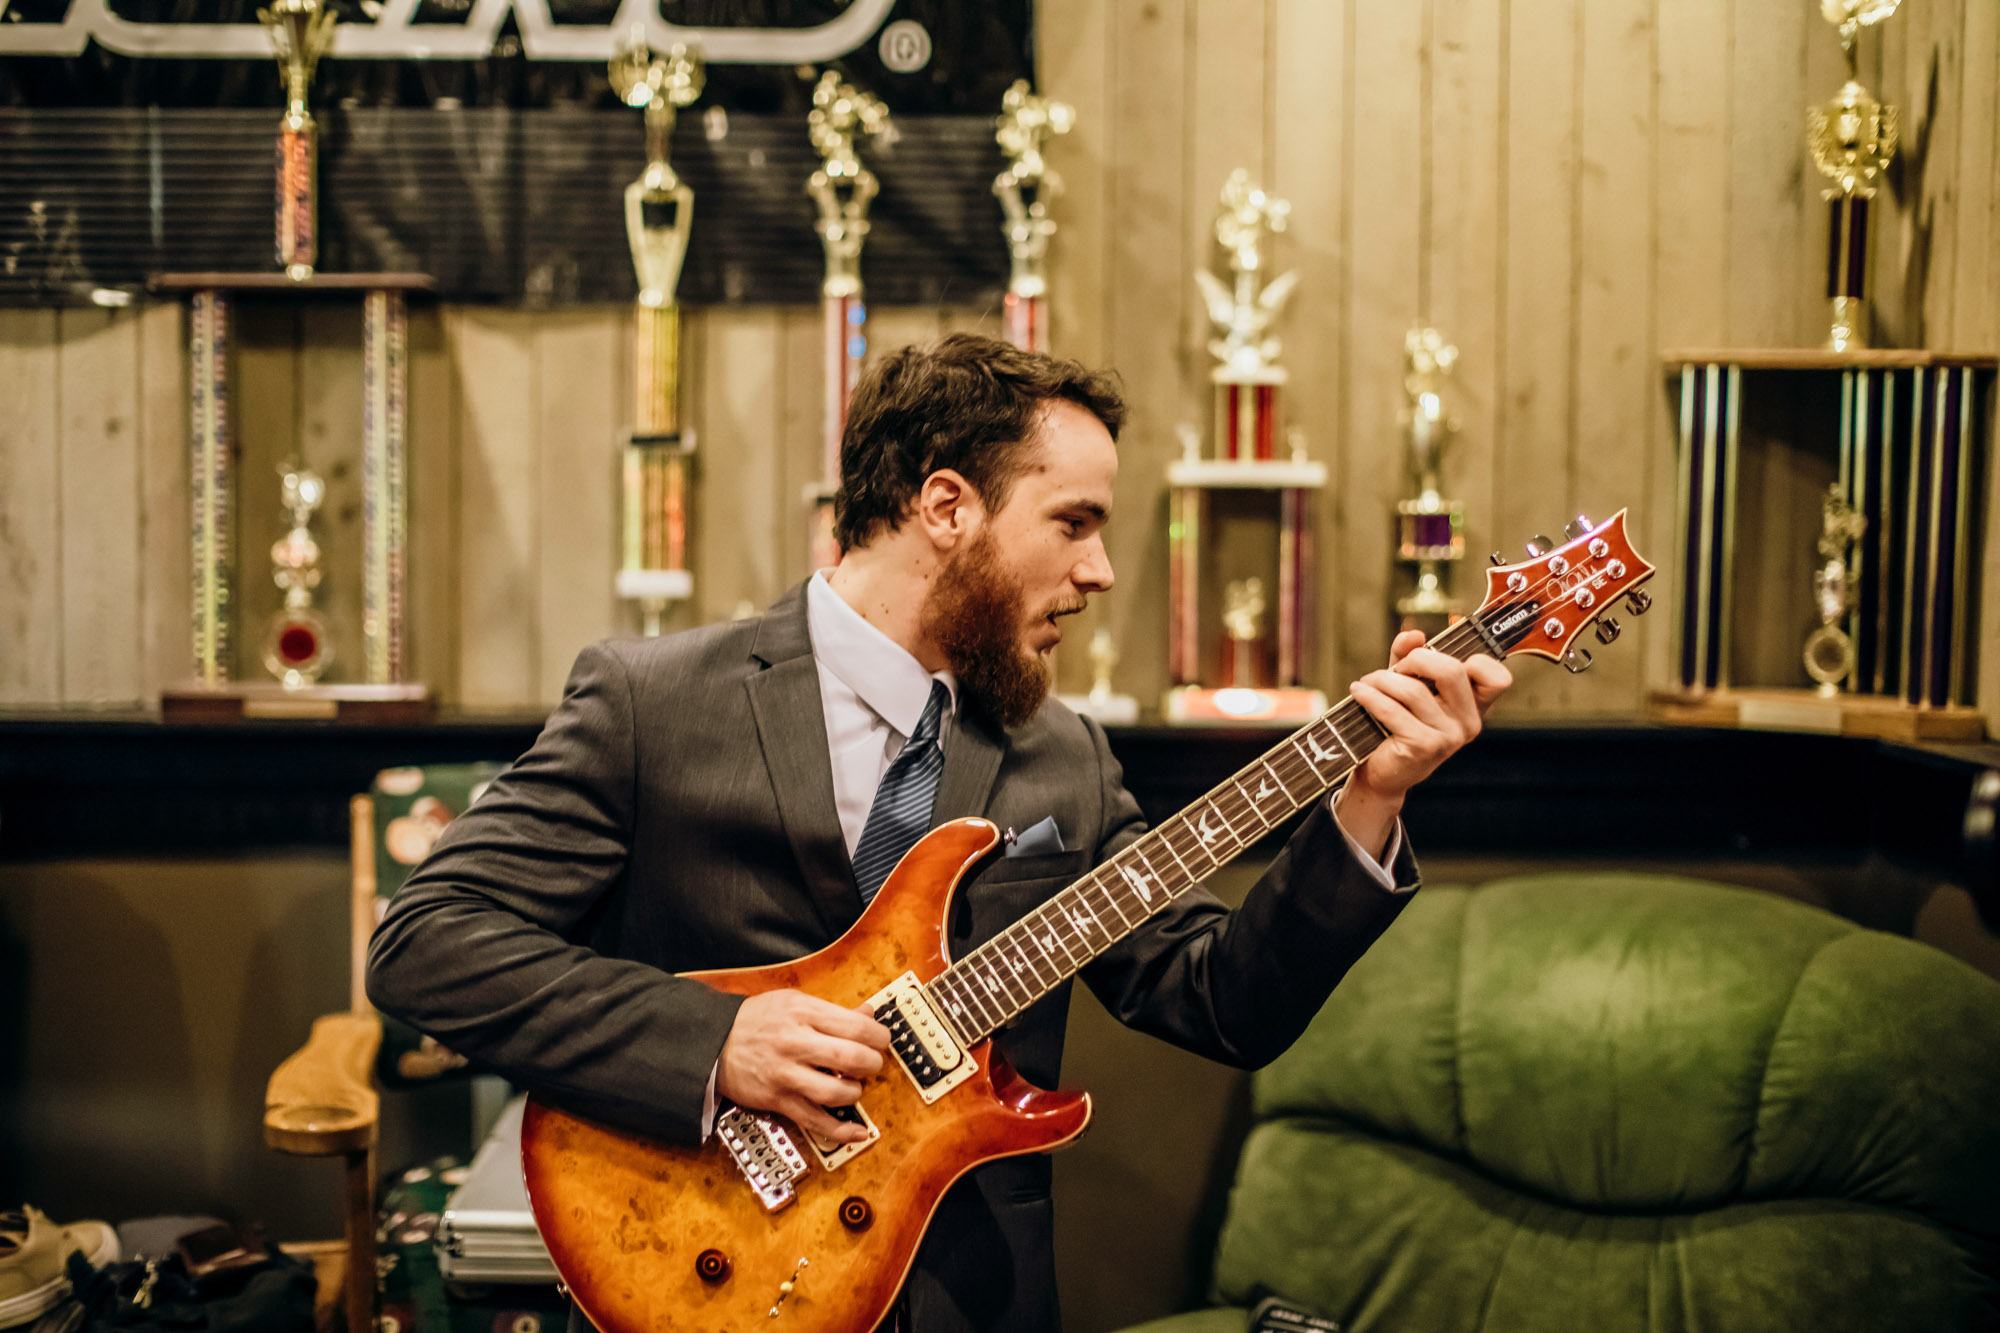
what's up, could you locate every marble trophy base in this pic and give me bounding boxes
[1164,685,1327,726]
[1058,691,1141,725]
[1647,686,1984,742]
[163,681,434,724]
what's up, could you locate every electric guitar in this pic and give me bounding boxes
[520,510,1655,1333]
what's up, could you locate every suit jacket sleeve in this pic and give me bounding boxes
[1076,716,1419,1069]
[364,641,746,1145]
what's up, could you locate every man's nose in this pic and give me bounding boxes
[1075,536,1114,594]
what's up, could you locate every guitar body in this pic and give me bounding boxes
[520,818,1093,1333]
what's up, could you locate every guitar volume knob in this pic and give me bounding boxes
[696,1249,732,1284]
[840,1196,874,1231]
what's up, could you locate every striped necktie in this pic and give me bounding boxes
[852,680,950,903]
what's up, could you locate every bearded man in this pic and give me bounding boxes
[366,333,1510,1333]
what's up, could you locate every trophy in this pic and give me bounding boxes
[994,79,1074,353]
[1395,327,1467,631]
[1057,627,1139,724]
[1165,172,1327,725]
[259,0,337,282]
[1808,0,1900,351]
[805,71,891,571]
[1803,483,1866,695]
[263,462,333,688]
[610,32,704,635]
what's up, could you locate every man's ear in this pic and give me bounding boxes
[915,469,982,550]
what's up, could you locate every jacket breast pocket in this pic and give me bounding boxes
[953,850,1090,952]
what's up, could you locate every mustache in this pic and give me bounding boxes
[1043,599,1089,620]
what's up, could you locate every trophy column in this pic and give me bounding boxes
[993,80,1073,354]
[804,73,889,571]
[1808,1,1901,353]
[609,35,704,636]
[1165,172,1327,726]
[1394,327,1467,636]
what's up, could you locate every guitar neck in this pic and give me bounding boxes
[923,613,1506,1047]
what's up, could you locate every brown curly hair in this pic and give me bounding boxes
[833,332,1126,553]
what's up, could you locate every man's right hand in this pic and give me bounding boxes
[717,990,892,1145]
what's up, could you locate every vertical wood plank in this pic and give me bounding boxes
[453,309,539,705]
[136,299,190,698]
[776,305,823,596]
[296,300,365,687]
[1919,0,1961,350]
[1333,0,1425,688]
[0,309,62,704]
[1571,0,1657,711]
[406,302,459,703]
[1653,0,1731,700]
[694,307,787,623]
[1952,0,1995,350]
[536,308,623,701]
[862,305,947,364]
[1427,0,1503,657]
[232,302,300,686]
[57,308,143,705]
[1093,0,1191,712]
[1727,0,1809,347]
[1040,0,1112,369]
[1494,0,1580,716]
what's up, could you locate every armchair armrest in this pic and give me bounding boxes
[265,1012,383,1156]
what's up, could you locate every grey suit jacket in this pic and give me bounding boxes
[366,582,1419,1333]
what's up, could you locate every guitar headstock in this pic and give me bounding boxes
[1475,510,1655,672]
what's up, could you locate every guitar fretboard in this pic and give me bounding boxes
[923,612,1506,1047]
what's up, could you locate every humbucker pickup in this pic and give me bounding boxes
[867,972,976,1104]
[716,1105,809,1212]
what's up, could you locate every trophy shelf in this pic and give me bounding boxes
[1166,458,1328,489]
[161,682,434,724]
[1660,348,1997,371]
[151,272,438,294]
[1648,686,1985,742]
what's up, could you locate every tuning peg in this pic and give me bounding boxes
[1624,589,1652,616]
[1594,617,1621,645]
[1559,646,1593,674]
[1564,515,1595,541]
[1489,551,1507,567]
[1526,534,1557,557]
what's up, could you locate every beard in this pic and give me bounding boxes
[922,528,1072,729]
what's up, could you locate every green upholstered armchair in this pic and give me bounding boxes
[1118,874,2000,1333]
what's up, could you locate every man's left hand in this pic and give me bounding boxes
[1336,630,1512,857]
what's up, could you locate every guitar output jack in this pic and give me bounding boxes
[840,1196,873,1231]
[695,1249,731,1284]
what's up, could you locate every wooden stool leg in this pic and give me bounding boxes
[342,1146,376,1333]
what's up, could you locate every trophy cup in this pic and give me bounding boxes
[1808,0,1900,352]
[610,32,704,635]
[994,79,1074,353]
[805,71,891,571]
[263,462,333,688]
[1057,627,1140,724]
[1803,483,1866,696]
[259,0,337,282]
[1165,172,1326,725]
[1395,327,1467,632]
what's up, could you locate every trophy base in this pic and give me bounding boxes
[1057,691,1141,725]
[1163,686,1328,726]
[615,568,694,602]
[1647,686,1984,742]
[163,681,435,724]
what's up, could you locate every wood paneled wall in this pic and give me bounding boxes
[2,0,1994,718]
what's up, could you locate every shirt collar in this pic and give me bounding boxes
[806,572,957,737]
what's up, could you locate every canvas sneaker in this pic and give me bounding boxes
[0,1206,118,1328]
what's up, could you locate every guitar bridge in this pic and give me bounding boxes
[716,1105,809,1212]
[868,972,976,1105]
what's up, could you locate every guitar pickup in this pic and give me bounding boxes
[802,1097,879,1171]
[867,972,976,1105]
[716,1105,809,1212]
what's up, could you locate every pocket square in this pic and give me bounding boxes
[1003,815,1065,857]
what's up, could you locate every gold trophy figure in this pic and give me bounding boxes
[259,0,338,282]
[1395,327,1467,628]
[610,32,704,636]
[806,71,891,570]
[1222,578,1268,690]
[1807,0,1900,351]
[263,462,333,687]
[994,79,1074,352]
[1803,483,1867,695]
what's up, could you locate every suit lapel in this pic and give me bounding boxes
[746,585,864,940]
[933,703,1006,827]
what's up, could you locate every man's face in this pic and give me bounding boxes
[921,400,1117,725]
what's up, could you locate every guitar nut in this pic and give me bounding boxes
[840,1196,874,1231]
[695,1249,731,1283]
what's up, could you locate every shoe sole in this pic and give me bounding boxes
[0,1223,119,1327]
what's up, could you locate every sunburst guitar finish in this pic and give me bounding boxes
[520,819,1091,1333]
